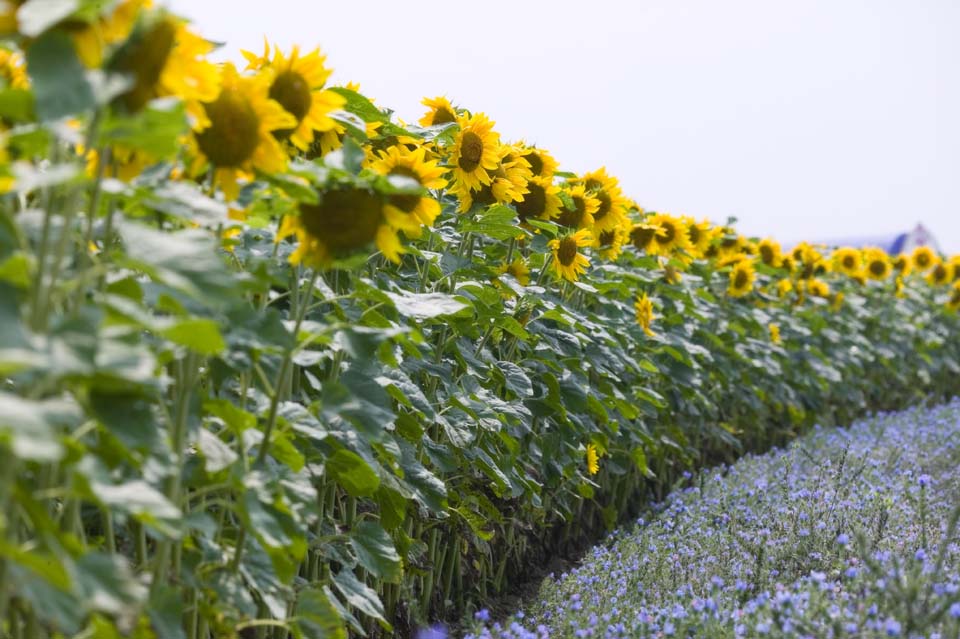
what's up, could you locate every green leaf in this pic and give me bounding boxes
[160,317,226,355]
[74,552,147,618]
[0,392,79,461]
[196,429,238,473]
[0,251,33,288]
[82,474,182,538]
[25,30,94,120]
[293,588,347,639]
[349,521,402,583]
[461,205,522,240]
[385,290,470,320]
[101,97,187,158]
[326,449,380,497]
[331,569,390,628]
[148,586,188,639]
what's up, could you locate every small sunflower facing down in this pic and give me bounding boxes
[595,221,630,261]
[727,259,756,297]
[549,229,593,282]
[518,144,559,179]
[635,293,656,337]
[769,323,781,344]
[807,278,831,299]
[927,262,952,287]
[629,222,665,254]
[685,218,717,259]
[556,184,600,230]
[191,63,296,201]
[758,238,783,268]
[863,248,892,281]
[515,175,562,223]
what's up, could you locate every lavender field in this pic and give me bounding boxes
[464,400,960,639]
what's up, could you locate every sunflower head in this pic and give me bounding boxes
[685,219,717,259]
[548,229,593,282]
[629,222,664,253]
[758,238,782,268]
[727,259,756,297]
[106,11,178,113]
[449,112,501,193]
[369,144,447,236]
[501,257,531,287]
[515,175,561,223]
[281,180,405,267]
[595,221,629,261]
[892,253,911,276]
[947,281,960,312]
[585,444,600,475]
[927,262,952,287]
[635,293,655,337]
[0,48,27,89]
[556,184,599,230]
[579,168,628,233]
[911,245,938,272]
[863,248,891,281]
[419,96,458,127]
[769,323,781,344]
[646,213,690,257]
[806,278,831,299]
[518,144,559,179]
[831,247,862,277]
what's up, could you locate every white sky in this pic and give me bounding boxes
[168,0,960,254]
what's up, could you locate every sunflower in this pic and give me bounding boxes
[585,444,600,475]
[107,11,220,122]
[517,144,558,179]
[894,275,905,298]
[279,183,403,266]
[830,291,845,312]
[68,0,144,68]
[579,168,628,234]
[769,323,781,344]
[727,259,756,297]
[515,175,562,223]
[775,278,793,298]
[595,220,630,261]
[449,112,500,192]
[716,230,747,261]
[452,144,530,212]
[927,262,952,287]
[892,253,912,276]
[950,256,960,282]
[685,218,717,259]
[757,238,783,268]
[780,255,796,275]
[831,247,861,277]
[644,213,691,258]
[368,144,447,237]
[191,63,296,201]
[863,248,891,280]
[501,257,531,286]
[947,282,960,312]
[556,184,599,230]
[0,48,27,89]
[806,278,831,298]
[911,245,938,272]
[548,229,592,282]
[419,96,458,127]
[628,221,662,254]
[635,293,655,337]
[242,43,345,152]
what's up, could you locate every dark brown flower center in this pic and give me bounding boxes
[269,70,312,139]
[557,236,579,266]
[516,182,546,222]
[933,264,947,282]
[196,88,261,168]
[655,221,676,245]
[630,226,656,250]
[598,230,615,247]
[869,260,887,277]
[525,151,544,176]
[917,253,931,268]
[594,191,611,221]
[458,132,483,172]
[688,225,701,245]
[109,16,177,113]
[733,268,749,289]
[299,187,384,253]
[557,195,587,228]
[760,244,775,265]
[842,255,855,269]
[430,106,456,125]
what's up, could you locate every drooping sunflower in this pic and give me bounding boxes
[517,144,559,179]
[862,247,892,280]
[727,259,756,297]
[279,183,403,267]
[419,96,458,127]
[585,444,600,475]
[368,144,447,237]
[449,112,500,192]
[911,245,938,272]
[892,253,912,276]
[107,10,220,122]
[831,247,862,278]
[548,229,593,282]
[635,293,655,337]
[715,230,747,261]
[556,184,599,230]
[927,262,952,287]
[498,257,531,286]
[191,63,296,201]
[775,278,793,298]
[685,218,717,259]
[515,175,562,223]
[242,43,345,152]
[757,238,783,268]
[830,291,845,312]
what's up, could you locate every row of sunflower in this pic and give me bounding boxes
[0,3,958,638]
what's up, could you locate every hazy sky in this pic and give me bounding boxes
[168,0,960,253]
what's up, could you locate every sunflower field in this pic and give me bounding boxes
[0,3,959,639]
